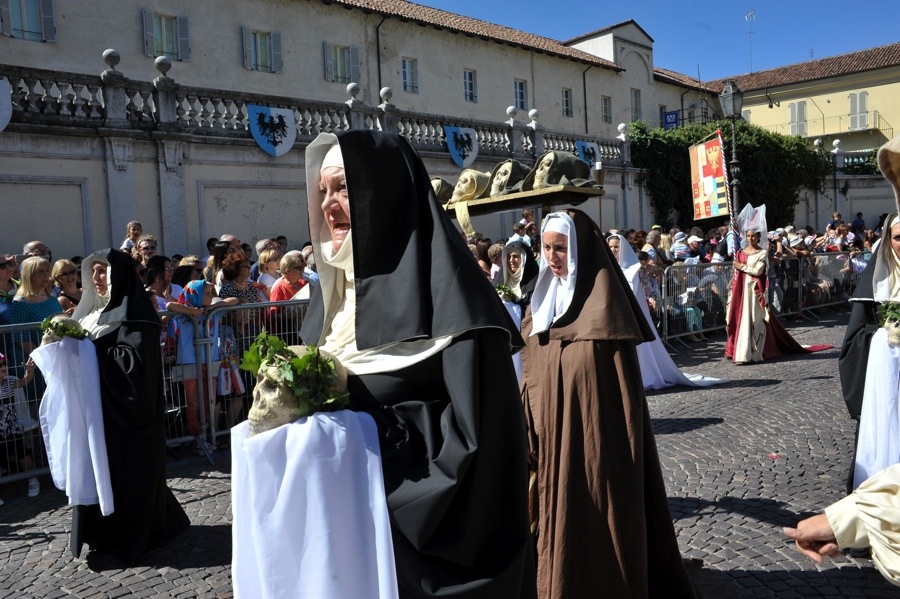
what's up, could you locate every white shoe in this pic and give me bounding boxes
[27,478,39,498]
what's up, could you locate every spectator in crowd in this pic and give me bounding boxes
[52,259,81,316]
[671,231,690,260]
[510,222,530,246]
[168,280,237,454]
[119,220,142,257]
[519,208,535,227]
[147,255,181,303]
[23,241,51,263]
[852,212,866,231]
[269,251,308,303]
[171,254,183,267]
[642,229,667,267]
[207,240,237,290]
[784,462,900,587]
[240,243,253,262]
[475,238,493,277]
[255,248,281,297]
[201,237,217,266]
[0,254,19,326]
[11,257,62,396]
[521,211,697,598]
[828,211,843,229]
[0,353,40,502]
[135,234,158,274]
[275,235,288,253]
[172,262,204,290]
[628,229,647,252]
[637,250,662,314]
[487,243,504,283]
[249,238,280,281]
[659,232,673,261]
[299,245,319,287]
[687,235,708,262]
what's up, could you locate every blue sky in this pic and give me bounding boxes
[417,0,900,82]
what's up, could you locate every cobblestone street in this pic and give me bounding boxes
[1,311,896,598]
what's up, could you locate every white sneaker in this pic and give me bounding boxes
[27,478,39,498]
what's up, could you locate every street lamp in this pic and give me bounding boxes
[719,80,744,214]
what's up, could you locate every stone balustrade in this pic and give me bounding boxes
[1,53,628,164]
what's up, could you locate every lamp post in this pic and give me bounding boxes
[719,80,744,214]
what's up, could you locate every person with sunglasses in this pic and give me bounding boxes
[52,259,82,316]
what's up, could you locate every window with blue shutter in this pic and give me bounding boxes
[1,0,55,42]
[323,42,359,83]
[141,9,190,60]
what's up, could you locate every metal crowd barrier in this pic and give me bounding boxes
[0,253,865,489]
[0,298,309,489]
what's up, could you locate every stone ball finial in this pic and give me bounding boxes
[528,108,540,121]
[832,139,842,150]
[617,123,628,135]
[154,56,172,77]
[102,49,120,70]
[346,82,360,98]
[814,138,823,148]
[380,87,393,103]
[506,106,518,119]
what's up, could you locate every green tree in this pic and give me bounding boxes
[630,121,831,230]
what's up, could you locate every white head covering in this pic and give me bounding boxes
[72,252,114,338]
[501,241,527,299]
[872,213,900,302]
[304,133,453,374]
[607,233,641,284]
[529,212,577,336]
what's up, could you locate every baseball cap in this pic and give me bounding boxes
[687,235,703,244]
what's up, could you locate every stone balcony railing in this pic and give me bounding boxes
[0,51,630,165]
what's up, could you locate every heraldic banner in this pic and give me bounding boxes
[689,136,730,220]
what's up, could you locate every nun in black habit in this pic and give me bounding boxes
[299,130,536,598]
[70,249,189,563]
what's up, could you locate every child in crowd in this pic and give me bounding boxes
[0,353,40,504]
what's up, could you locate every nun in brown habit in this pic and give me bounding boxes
[520,210,699,599]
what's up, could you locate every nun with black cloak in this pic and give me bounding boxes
[298,130,536,598]
[521,211,699,599]
[67,249,189,563]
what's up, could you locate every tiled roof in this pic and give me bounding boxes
[708,41,900,92]
[322,0,622,71]
[563,19,654,45]
[653,67,718,93]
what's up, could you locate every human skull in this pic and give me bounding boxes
[491,161,513,197]
[40,315,86,345]
[247,347,348,436]
[532,153,555,189]
[450,171,478,205]
[887,319,900,347]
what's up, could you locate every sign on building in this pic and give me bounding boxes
[247,104,297,157]
[443,125,479,168]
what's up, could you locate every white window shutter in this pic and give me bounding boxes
[39,0,56,42]
[859,91,868,128]
[349,46,360,83]
[798,102,807,137]
[176,15,190,61]
[141,9,155,56]
[271,31,283,74]
[241,26,252,69]
[323,41,333,81]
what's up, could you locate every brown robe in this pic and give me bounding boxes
[521,209,698,599]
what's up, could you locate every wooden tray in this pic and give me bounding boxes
[444,185,605,219]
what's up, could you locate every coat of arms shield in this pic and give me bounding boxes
[575,140,601,166]
[0,78,12,134]
[247,104,297,157]
[443,125,479,168]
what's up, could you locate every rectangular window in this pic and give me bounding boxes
[514,79,528,111]
[562,88,573,118]
[323,41,360,83]
[659,105,667,128]
[849,91,868,130]
[402,57,419,94]
[242,27,282,73]
[601,95,612,123]
[2,0,56,42]
[630,88,642,122]
[790,101,807,136]
[463,69,478,103]
[142,10,190,60]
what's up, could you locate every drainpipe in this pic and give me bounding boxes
[582,64,593,134]
[375,17,387,92]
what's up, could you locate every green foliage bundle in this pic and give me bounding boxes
[877,302,900,328]
[40,316,88,340]
[630,121,832,229]
[240,331,349,417]
[495,283,518,302]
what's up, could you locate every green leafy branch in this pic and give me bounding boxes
[240,331,349,417]
[40,316,88,340]
[878,302,900,328]
[495,283,519,302]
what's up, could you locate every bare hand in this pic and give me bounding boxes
[24,358,36,372]
[783,515,842,564]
